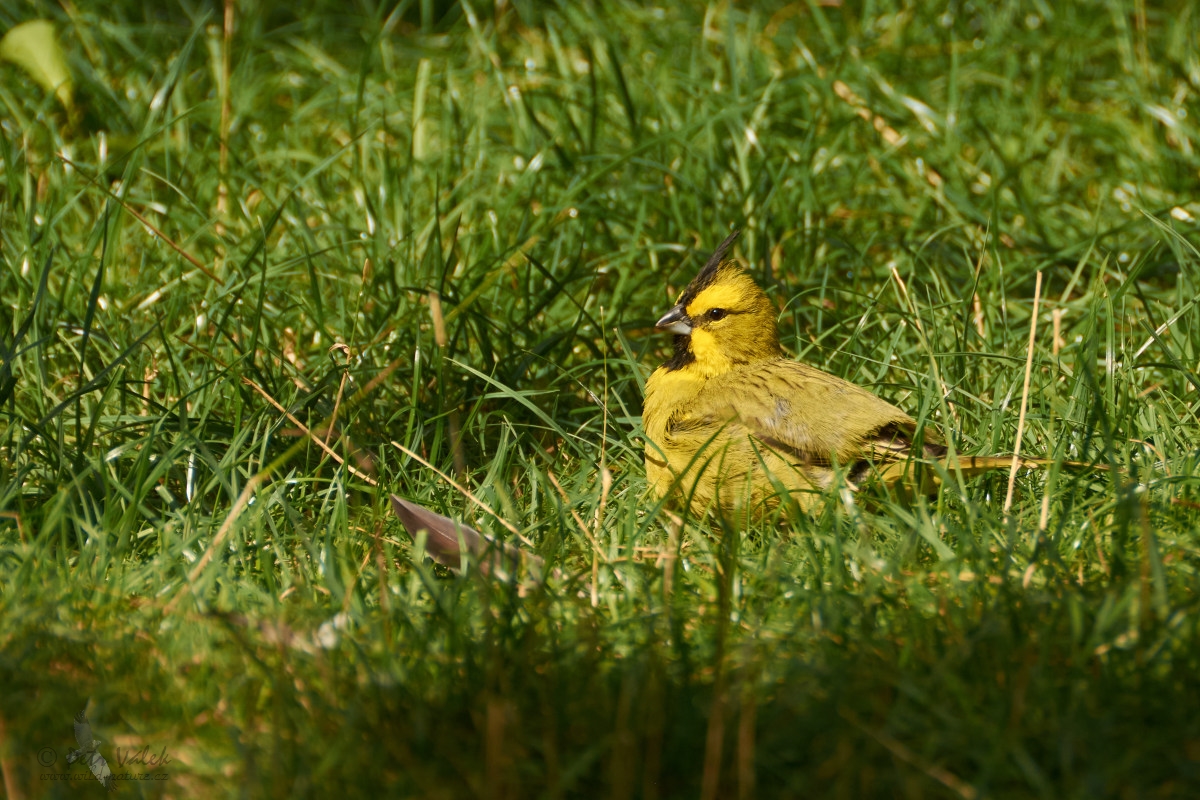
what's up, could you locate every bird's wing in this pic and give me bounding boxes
[73,711,92,750]
[679,360,933,466]
[84,751,115,789]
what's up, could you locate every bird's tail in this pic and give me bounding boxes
[874,454,1109,491]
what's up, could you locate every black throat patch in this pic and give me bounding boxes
[663,334,696,371]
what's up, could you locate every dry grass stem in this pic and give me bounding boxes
[1006,271,1043,516]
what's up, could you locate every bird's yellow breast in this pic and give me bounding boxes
[643,361,812,516]
[643,365,699,501]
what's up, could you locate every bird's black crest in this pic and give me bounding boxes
[676,229,741,308]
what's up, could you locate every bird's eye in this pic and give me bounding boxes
[706,308,727,321]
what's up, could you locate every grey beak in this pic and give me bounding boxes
[655,305,692,335]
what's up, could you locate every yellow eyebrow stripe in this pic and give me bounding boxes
[686,282,750,315]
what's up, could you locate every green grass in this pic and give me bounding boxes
[2,0,1200,796]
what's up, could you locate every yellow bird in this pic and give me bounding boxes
[643,231,1053,518]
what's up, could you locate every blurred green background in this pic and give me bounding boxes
[2,0,1200,796]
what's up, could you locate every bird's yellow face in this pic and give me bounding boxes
[655,236,782,377]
